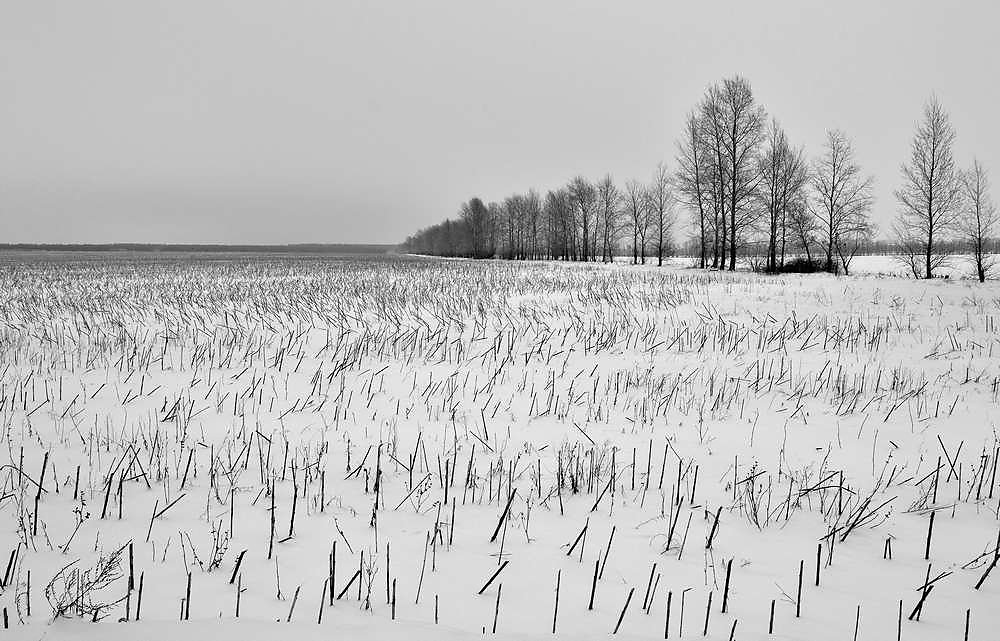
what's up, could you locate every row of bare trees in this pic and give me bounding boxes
[672,76,877,275]
[403,77,996,279]
[893,97,997,280]
[401,167,677,264]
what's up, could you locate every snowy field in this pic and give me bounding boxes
[2,252,999,641]
[653,254,993,280]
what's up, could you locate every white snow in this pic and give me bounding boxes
[1,253,998,641]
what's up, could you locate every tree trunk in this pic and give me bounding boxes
[729,207,736,271]
[925,225,933,279]
[658,216,664,267]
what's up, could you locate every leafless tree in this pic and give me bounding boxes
[675,112,710,268]
[834,215,874,276]
[648,163,674,266]
[459,197,493,258]
[758,119,809,272]
[625,180,650,264]
[810,129,875,274]
[486,201,502,257]
[501,194,523,259]
[893,96,964,278]
[716,76,766,270]
[568,176,597,262]
[543,189,573,260]
[960,160,997,282]
[779,154,809,266]
[596,175,621,262]
[788,197,818,263]
[699,92,727,268]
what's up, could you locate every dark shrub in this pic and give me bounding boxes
[778,257,837,274]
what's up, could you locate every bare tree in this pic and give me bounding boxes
[788,196,818,263]
[501,194,523,259]
[757,120,788,272]
[961,160,997,282]
[568,176,597,262]
[758,119,809,272]
[810,129,875,274]
[779,151,809,267]
[543,189,573,260]
[459,197,492,258]
[675,112,710,268]
[699,89,728,268]
[893,96,964,279]
[523,190,542,260]
[596,175,621,262]
[486,201,502,258]
[717,77,766,270]
[648,163,674,266]
[625,180,650,264]
[834,214,874,276]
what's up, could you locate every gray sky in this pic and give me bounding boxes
[1,0,996,244]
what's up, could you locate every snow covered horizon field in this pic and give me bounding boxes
[2,253,999,641]
[591,254,1000,281]
[409,252,1000,281]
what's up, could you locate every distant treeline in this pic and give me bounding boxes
[0,243,396,255]
[403,75,997,280]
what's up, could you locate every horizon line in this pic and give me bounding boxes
[0,242,399,253]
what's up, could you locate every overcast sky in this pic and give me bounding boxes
[1,0,996,244]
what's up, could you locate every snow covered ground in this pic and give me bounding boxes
[2,253,999,640]
[625,253,993,280]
